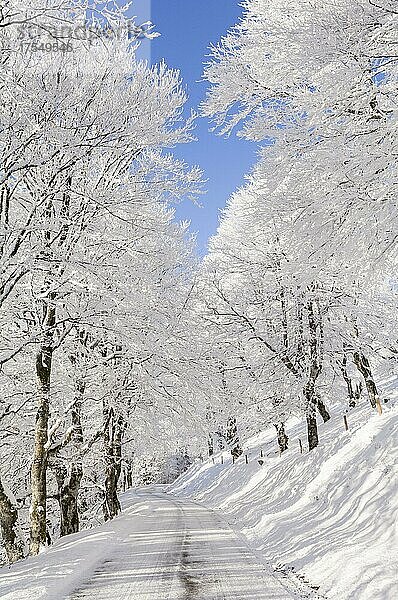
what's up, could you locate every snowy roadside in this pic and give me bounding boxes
[169,400,398,600]
[0,488,300,600]
[0,404,396,600]
[0,491,150,600]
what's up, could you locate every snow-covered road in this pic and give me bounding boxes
[68,490,293,600]
[0,489,295,600]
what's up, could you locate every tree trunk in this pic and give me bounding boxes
[55,380,85,536]
[340,351,359,408]
[53,463,83,537]
[353,351,378,409]
[102,408,124,522]
[216,428,225,451]
[317,397,331,423]
[226,417,243,459]
[30,335,53,555]
[305,384,319,451]
[304,299,323,451]
[103,469,121,521]
[0,476,25,564]
[123,459,133,490]
[51,394,84,538]
[51,361,86,536]
[126,462,133,489]
[207,434,214,457]
[274,423,288,453]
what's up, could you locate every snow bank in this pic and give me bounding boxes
[0,492,150,600]
[170,400,398,600]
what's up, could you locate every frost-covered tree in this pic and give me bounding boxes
[203,0,398,267]
[0,1,205,561]
[200,0,398,449]
[198,141,396,450]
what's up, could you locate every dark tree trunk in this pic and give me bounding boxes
[274,423,288,453]
[304,299,323,451]
[123,459,133,490]
[53,392,84,536]
[126,462,133,489]
[317,397,331,423]
[102,407,124,522]
[216,429,225,451]
[103,465,121,522]
[353,351,378,409]
[52,461,83,537]
[55,381,85,536]
[354,382,362,405]
[340,351,359,408]
[0,476,25,564]
[207,434,214,457]
[227,417,243,459]
[346,379,355,408]
[60,464,82,537]
[305,385,319,451]
[30,332,54,555]
[52,362,86,536]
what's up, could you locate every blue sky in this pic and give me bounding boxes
[130,1,258,254]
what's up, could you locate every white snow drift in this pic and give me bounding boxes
[170,399,398,600]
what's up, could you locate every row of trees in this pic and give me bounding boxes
[194,0,398,451]
[0,1,212,564]
[0,0,397,569]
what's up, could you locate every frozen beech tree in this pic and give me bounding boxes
[203,0,398,264]
[1,0,397,584]
[200,0,398,450]
[199,148,397,450]
[0,1,204,561]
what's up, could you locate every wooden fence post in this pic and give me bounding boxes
[343,415,349,431]
[299,439,303,454]
[245,454,248,465]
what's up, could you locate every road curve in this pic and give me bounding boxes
[68,490,294,600]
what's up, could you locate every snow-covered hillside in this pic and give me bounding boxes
[170,398,398,600]
[1,400,396,600]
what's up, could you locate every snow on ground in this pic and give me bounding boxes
[0,398,396,600]
[0,491,149,600]
[0,489,297,600]
[170,397,398,600]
